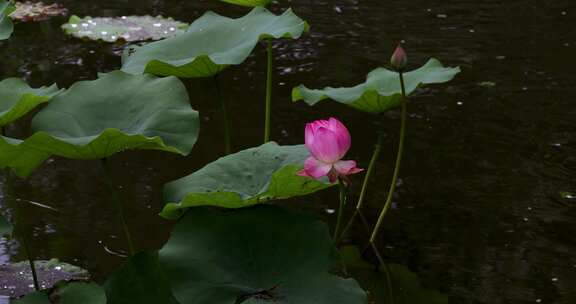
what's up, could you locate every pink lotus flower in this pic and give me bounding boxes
[298,117,363,183]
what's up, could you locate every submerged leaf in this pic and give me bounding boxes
[104,251,178,304]
[340,246,448,304]
[0,259,89,299]
[13,292,49,304]
[62,15,188,42]
[161,142,333,219]
[0,78,60,127]
[0,213,11,236]
[159,205,367,304]
[0,0,15,40]
[0,71,199,177]
[54,282,106,304]
[121,7,309,78]
[220,0,271,7]
[14,282,105,304]
[10,1,68,22]
[293,59,460,113]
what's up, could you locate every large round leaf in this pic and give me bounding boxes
[161,142,333,219]
[104,251,178,304]
[0,71,199,177]
[0,78,60,127]
[220,0,271,7]
[159,205,367,304]
[121,7,309,78]
[292,59,460,113]
[0,0,15,40]
[14,282,106,304]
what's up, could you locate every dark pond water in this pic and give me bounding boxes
[0,0,575,303]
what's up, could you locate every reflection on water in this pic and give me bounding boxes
[0,0,575,302]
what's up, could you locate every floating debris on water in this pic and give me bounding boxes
[0,259,89,298]
[61,15,188,42]
[9,1,68,22]
[477,81,496,87]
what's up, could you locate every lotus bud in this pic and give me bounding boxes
[390,45,407,70]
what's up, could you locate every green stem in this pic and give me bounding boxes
[100,158,135,256]
[356,134,384,210]
[263,39,273,143]
[337,133,384,242]
[2,165,40,291]
[369,70,408,244]
[333,180,348,240]
[23,240,40,290]
[214,75,231,154]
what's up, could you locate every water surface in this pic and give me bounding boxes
[0,0,575,303]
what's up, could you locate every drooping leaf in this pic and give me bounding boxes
[104,251,178,304]
[121,7,309,78]
[0,0,15,40]
[159,205,367,304]
[0,259,89,299]
[0,78,60,127]
[14,282,106,304]
[220,0,271,7]
[340,246,448,304]
[62,15,188,42]
[0,71,199,177]
[0,135,51,177]
[10,1,68,22]
[0,213,11,236]
[161,142,333,219]
[293,59,460,113]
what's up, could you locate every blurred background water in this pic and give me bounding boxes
[0,0,575,303]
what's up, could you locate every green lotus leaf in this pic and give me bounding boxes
[161,142,333,219]
[0,0,15,40]
[1,259,89,299]
[0,71,199,177]
[121,7,309,78]
[0,78,60,127]
[15,282,106,304]
[159,205,367,304]
[293,59,460,113]
[62,15,188,42]
[104,251,178,304]
[0,135,51,177]
[0,213,11,236]
[10,1,68,22]
[340,246,448,304]
[220,0,271,7]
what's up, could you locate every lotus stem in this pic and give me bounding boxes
[357,134,383,210]
[23,240,40,291]
[333,179,348,240]
[100,158,135,256]
[263,39,273,143]
[337,133,384,242]
[369,70,408,245]
[2,170,41,291]
[214,75,231,154]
